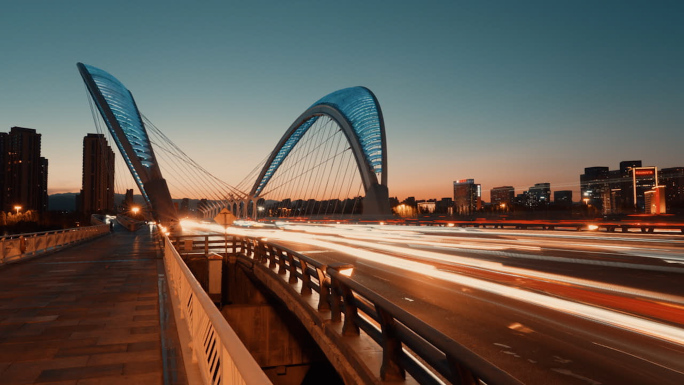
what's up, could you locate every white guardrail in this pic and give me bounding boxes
[162,234,272,385]
[0,224,110,266]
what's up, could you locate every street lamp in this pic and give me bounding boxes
[131,206,140,217]
[14,205,21,215]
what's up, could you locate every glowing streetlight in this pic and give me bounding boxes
[131,206,140,217]
[14,205,22,215]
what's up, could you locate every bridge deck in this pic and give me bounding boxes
[0,225,186,385]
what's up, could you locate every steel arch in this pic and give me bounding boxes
[251,87,388,206]
[78,62,178,227]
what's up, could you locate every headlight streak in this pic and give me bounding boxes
[180,220,684,346]
[279,234,684,346]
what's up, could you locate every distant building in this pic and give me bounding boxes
[490,186,514,209]
[529,183,551,206]
[580,166,611,209]
[80,134,115,215]
[660,167,684,210]
[554,190,573,207]
[179,198,190,216]
[121,189,135,212]
[632,167,658,211]
[417,200,436,214]
[645,186,666,214]
[1,127,49,213]
[453,179,481,215]
[436,197,453,214]
[581,161,638,213]
[579,160,684,214]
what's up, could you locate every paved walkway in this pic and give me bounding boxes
[0,224,186,385]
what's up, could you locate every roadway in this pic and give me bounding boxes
[182,221,684,384]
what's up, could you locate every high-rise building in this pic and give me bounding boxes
[526,183,551,207]
[453,179,481,215]
[80,134,115,215]
[1,127,49,213]
[490,186,514,209]
[580,166,610,208]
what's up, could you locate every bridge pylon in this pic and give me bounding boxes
[77,63,179,229]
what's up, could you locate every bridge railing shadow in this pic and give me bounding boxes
[171,234,522,385]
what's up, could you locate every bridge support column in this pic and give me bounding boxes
[219,263,340,384]
[143,178,178,229]
[363,183,391,217]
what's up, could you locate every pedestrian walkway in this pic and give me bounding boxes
[0,224,186,385]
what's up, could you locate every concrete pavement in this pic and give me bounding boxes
[0,224,186,385]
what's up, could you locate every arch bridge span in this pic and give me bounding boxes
[249,87,391,217]
[78,62,391,222]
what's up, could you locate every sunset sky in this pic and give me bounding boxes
[1,1,682,201]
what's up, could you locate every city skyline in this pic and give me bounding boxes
[1,1,683,200]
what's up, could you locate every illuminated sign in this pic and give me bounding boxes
[634,168,655,177]
[454,179,474,184]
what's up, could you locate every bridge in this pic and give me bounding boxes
[0,63,682,384]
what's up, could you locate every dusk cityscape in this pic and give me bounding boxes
[1,2,683,385]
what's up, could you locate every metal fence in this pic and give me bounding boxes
[162,235,272,385]
[170,234,522,385]
[0,224,110,266]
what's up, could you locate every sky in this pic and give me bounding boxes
[1,1,683,201]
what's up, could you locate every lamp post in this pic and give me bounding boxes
[14,205,21,215]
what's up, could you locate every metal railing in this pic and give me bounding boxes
[170,234,521,385]
[0,224,110,266]
[162,235,272,385]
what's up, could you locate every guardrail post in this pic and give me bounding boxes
[277,250,287,275]
[300,260,312,295]
[267,245,277,268]
[287,253,298,284]
[376,306,405,381]
[257,240,268,263]
[445,354,478,385]
[19,236,26,254]
[329,264,356,329]
[207,253,223,306]
[317,266,330,312]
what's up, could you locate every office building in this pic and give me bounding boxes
[490,186,514,209]
[579,160,684,214]
[81,133,115,215]
[1,127,49,213]
[660,167,684,210]
[554,190,573,207]
[526,183,551,207]
[453,179,481,215]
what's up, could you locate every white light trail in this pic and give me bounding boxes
[178,221,684,346]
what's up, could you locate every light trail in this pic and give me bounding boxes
[178,220,684,346]
[275,224,684,305]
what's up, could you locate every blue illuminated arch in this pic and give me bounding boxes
[251,87,387,198]
[78,62,178,226]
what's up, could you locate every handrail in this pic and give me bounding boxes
[169,234,522,384]
[162,235,272,385]
[0,224,110,266]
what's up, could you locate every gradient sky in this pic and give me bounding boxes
[1,1,682,201]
